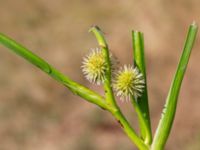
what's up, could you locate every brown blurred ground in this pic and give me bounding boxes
[0,0,200,150]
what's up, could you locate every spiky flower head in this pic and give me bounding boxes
[113,65,145,100]
[82,48,116,85]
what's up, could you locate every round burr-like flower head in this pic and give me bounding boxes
[82,48,108,85]
[113,65,145,100]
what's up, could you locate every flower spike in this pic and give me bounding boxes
[82,48,117,85]
[113,65,145,100]
[82,48,106,85]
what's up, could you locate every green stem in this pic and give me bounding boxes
[0,33,110,111]
[131,96,151,145]
[110,109,149,150]
[89,26,117,107]
[132,31,152,144]
[151,22,198,150]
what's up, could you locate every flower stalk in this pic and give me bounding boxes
[89,26,116,106]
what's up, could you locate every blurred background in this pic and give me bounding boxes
[0,0,200,150]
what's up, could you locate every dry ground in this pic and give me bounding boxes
[0,0,200,150]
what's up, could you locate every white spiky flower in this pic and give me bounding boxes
[82,48,117,85]
[113,65,145,100]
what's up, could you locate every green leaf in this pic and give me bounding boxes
[132,31,152,144]
[151,22,198,150]
[0,33,109,110]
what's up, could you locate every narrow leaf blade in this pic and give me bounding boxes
[0,33,108,109]
[151,23,198,149]
[132,31,152,144]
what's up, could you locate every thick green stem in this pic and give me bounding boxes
[110,108,149,150]
[151,23,198,150]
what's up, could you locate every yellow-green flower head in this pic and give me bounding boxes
[82,48,115,85]
[113,65,145,100]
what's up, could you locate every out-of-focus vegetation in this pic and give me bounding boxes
[0,0,200,150]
